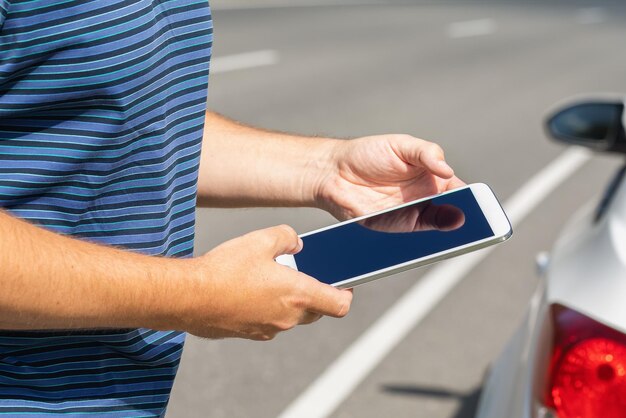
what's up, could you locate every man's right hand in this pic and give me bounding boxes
[0,210,350,339]
[177,225,353,341]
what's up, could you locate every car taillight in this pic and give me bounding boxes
[544,304,626,418]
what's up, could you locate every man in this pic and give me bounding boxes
[0,0,463,416]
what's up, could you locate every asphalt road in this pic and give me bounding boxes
[167,2,626,417]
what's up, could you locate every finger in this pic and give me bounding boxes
[248,224,303,258]
[299,312,323,325]
[417,142,455,179]
[444,175,467,190]
[393,136,454,178]
[300,278,353,318]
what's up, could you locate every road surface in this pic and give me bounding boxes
[167,1,626,417]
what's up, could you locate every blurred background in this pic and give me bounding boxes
[167,1,626,417]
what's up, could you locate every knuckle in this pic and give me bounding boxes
[291,282,312,308]
[268,224,297,249]
[277,224,297,241]
[393,133,414,143]
[430,142,444,156]
[291,278,318,311]
[290,295,307,311]
[277,224,295,234]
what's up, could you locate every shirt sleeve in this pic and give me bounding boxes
[0,0,9,30]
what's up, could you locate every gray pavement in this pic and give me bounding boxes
[167,2,626,417]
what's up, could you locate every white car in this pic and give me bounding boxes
[476,96,626,418]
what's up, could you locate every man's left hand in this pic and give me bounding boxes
[315,134,466,220]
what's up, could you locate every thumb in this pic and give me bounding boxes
[250,224,303,258]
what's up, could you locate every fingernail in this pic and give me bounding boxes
[297,237,304,251]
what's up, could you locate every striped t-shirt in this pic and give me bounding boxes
[0,0,212,415]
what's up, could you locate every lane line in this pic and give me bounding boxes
[211,50,279,74]
[576,7,607,25]
[277,147,592,418]
[446,18,496,39]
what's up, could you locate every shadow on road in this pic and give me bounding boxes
[381,384,482,418]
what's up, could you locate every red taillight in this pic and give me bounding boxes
[545,304,626,418]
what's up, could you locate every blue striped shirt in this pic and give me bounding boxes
[0,0,212,415]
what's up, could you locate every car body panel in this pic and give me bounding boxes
[547,181,626,335]
[477,167,626,418]
[475,281,547,418]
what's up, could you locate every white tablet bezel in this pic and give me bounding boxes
[276,183,512,288]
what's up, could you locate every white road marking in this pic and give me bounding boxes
[277,147,592,418]
[576,7,607,25]
[211,50,279,74]
[446,18,497,39]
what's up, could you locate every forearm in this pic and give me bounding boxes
[0,210,190,331]
[197,111,341,208]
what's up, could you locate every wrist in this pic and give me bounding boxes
[305,138,344,210]
[138,256,200,332]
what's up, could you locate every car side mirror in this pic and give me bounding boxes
[545,98,626,154]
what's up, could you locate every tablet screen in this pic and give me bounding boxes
[294,187,494,285]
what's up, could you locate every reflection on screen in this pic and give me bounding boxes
[294,188,494,285]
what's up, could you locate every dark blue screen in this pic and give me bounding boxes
[295,188,494,285]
